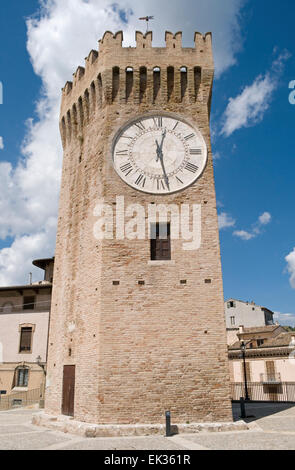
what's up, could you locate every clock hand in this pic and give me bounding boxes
[157,147,170,191]
[159,129,166,152]
[155,139,161,162]
[155,130,166,162]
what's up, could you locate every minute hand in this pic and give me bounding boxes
[157,148,170,191]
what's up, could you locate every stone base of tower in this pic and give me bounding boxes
[32,412,248,438]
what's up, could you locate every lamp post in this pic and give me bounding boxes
[240,341,250,401]
[36,356,46,408]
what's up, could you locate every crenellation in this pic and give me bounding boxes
[74,66,85,84]
[99,31,123,52]
[165,31,182,49]
[135,31,153,49]
[63,81,73,96]
[86,49,98,65]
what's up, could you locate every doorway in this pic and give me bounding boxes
[62,365,75,417]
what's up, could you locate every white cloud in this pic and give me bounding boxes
[259,211,272,225]
[233,211,272,241]
[221,51,290,136]
[0,137,3,150]
[286,248,295,289]
[218,212,236,230]
[0,0,246,286]
[274,311,295,328]
[233,230,254,241]
[0,218,57,286]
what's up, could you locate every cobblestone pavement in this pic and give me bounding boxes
[0,403,295,450]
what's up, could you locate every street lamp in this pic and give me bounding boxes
[36,355,46,408]
[36,355,46,374]
[240,341,250,401]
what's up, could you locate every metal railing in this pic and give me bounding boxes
[0,388,41,411]
[231,382,295,403]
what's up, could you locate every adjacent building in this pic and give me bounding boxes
[229,325,295,401]
[0,259,53,399]
[225,299,274,346]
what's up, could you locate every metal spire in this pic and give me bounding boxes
[139,16,154,33]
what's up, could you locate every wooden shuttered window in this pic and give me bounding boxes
[266,361,275,379]
[19,327,33,353]
[150,223,171,261]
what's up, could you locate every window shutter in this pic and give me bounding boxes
[20,328,32,352]
[150,223,171,261]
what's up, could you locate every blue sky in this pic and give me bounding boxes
[0,0,294,325]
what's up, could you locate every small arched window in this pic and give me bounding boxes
[153,67,161,102]
[112,66,120,102]
[140,66,147,103]
[97,74,103,106]
[126,67,134,101]
[180,66,188,101]
[84,89,90,121]
[14,366,30,388]
[167,66,174,101]
[72,104,78,136]
[90,81,96,112]
[78,97,84,128]
[194,66,202,101]
[66,110,72,141]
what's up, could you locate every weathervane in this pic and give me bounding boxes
[139,16,154,33]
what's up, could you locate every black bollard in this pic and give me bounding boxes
[240,396,246,419]
[165,411,171,437]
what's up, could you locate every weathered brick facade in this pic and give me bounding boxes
[45,31,233,424]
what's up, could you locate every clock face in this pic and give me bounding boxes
[112,114,207,195]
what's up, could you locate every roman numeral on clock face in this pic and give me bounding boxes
[176,176,184,185]
[184,133,195,141]
[135,174,146,188]
[185,162,199,173]
[157,179,165,191]
[116,150,129,156]
[153,117,163,128]
[120,163,133,176]
[134,121,145,131]
[190,148,202,155]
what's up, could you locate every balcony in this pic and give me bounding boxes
[260,373,281,384]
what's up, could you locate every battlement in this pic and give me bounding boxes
[97,30,212,51]
[60,30,214,148]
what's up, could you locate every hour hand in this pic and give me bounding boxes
[155,139,161,162]
[159,130,166,151]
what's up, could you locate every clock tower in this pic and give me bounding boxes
[45,30,232,426]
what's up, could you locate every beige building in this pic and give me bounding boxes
[44,30,232,425]
[0,259,53,400]
[226,299,274,346]
[229,326,295,401]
